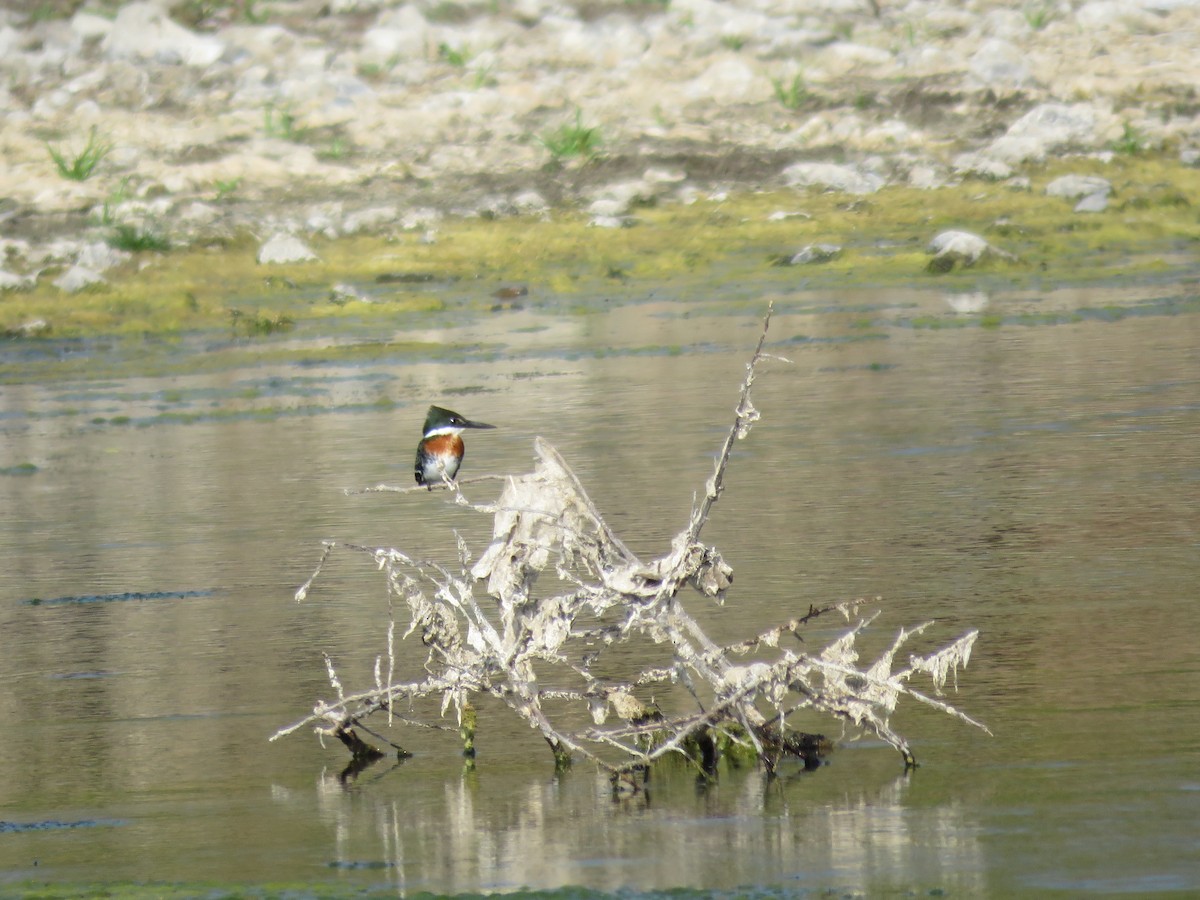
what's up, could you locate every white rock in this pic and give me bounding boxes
[976,102,1110,165]
[179,202,220,226]
[1046,174,1112,198]
[588,197,630,218]
[784,243,842,265]
[1074,193,1109,213]
[0,26,21,59]
[400,208,441,230]
[76,242,130,272]
[983,135,1050,165]
[257,233,318,264]
[817,42,895,77]
[221,24,295,61]
[927,230,1015,271]
[928,230,990,258]
[0,269,37,291]
[1076,1,1165,32]
[360,6,430,65]
[923,6,977,36]
[71,11,113,41]
[968,39,1032,88]
[684,56,762,105]
[1003,103,1101,154]
[54,265,106,292]
[782,161,885,195]
[588,215,636,229]
[591,179,659,209]
[7,318,51,336]
[103,2,226,67]
[978,9,1033,40]
[330,282,374,304]
[908,164,947,189]
[343,206,398,234]
[643,167,687,185]
[766,210,813,222]
[305,202,343,238]
[511,191,549,214]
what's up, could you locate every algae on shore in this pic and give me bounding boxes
[3,156,1198,385]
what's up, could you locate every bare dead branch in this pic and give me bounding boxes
[277,306,987,775]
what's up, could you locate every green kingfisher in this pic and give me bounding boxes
[414,405,496,487]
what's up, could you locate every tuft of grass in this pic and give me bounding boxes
[241,0,268,23]
[97,177,133,227]
[772,74,811,111]
[469,65,496,89]
[438,42,471,67]
[1023,2,1054,29]
[719,35,746,51]
[1108,122,1148,155]
[46,127,112,181]
[263,104,301,141]
[317,137,348,161]
[228,308,295,337]
[107,224,171,253]
[540,110,603,162]
[213,177,241,201]
[28,4,61,22]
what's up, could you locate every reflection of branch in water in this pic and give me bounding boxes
[275,304,989,781]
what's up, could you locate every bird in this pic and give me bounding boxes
[413,405,496,488]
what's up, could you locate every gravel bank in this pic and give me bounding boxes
[1,0,1198,284]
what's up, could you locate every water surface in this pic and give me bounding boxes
[1,276,1198,895]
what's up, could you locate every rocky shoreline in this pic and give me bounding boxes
[1,0,1198,288]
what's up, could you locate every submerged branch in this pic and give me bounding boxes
[277,305,988,776]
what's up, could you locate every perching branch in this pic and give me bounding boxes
[275,304,988,779]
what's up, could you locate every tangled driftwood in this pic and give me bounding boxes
[274,306,989,782]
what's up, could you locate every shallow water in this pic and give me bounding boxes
[1,274,1198,896]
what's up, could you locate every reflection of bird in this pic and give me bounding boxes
[413,405,496,488]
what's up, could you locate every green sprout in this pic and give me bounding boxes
[1108,122,1148,155]
[213,177,241,201]
[772,74,810,111]
[263,104,300,141]
[46,127,112,181]
[1023,2,1054,29]
[97,177,133,226]
[317,137,348,161]
[438,42,472,67]
[540,110,603,162]
[470,65,497,89]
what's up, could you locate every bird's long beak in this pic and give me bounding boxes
[462,418,496,430]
